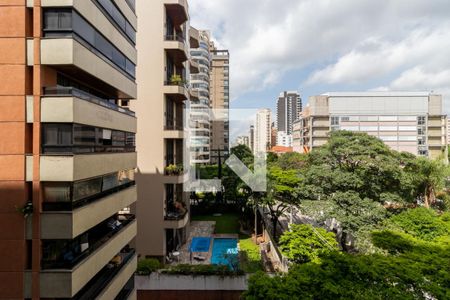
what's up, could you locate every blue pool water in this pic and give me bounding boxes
[211,238,239,269]
[190,237,211,252]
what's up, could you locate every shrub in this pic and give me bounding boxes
[136,258,161,275]
[162,264,244,276]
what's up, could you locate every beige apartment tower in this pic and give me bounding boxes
[0,0,138,298]
[133,0,198,259]
[295,92,447,158]
[210,47,230,163]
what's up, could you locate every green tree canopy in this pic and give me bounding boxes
[279,224,338,263]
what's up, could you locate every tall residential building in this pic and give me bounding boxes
[210,46,230,163]
[0,1,138,298]
[295,92,447,158]
[277,91,302,134]
[189,29,211,164]
[255,109,272,153]
[271,122,277,149]
[133,0,195,259]
[236,136,250,148]
[292,119,302,153]
[250,125,255,153]
[277,131,293,147]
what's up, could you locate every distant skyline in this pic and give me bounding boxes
[189,0,450,117]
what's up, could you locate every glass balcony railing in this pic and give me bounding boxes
[41,214,135,270]
[164,34,185,43]
[72,248,135,300]
[42,170,135,212]
[165,117,184,131]
[44,86,136,117]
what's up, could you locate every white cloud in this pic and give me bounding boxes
[189,0,450,112]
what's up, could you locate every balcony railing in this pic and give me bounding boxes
[115,276,135,300]
[165,117,183,131]
[44,86,136,117]
[41,215,135,270]
[43,179,136,212]
[164,34,185,43]
[72,249,135,300]
[165,205,188,221]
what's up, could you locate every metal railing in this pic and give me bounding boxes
[73,249,135,299]
[43,86,136,117]
[42,215,135,270]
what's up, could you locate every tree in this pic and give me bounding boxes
[278,224,338,263]
[244,230,450,300]
[405,157,450,208]
[262,167,301,239]
[276,152,307,170]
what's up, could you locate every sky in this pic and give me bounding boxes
[189,0,450,140]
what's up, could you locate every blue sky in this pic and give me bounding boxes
[189,0,450,140]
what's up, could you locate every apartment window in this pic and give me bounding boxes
[398,136,417,141]
[97,0,136,43]
[43,9,136,79]
[360,126,378,131]
[379,116,398,121]
[331,117,340,126]
[380,136,398,141]
[398,126,417,132]
[73,177,103,202]
[379,126,397,131]
[418,137,426,145]
[398,116,416,121]
[42,124,135,154]
[43,170,135,211]
[418,116,426,125]
[418,128,425,135]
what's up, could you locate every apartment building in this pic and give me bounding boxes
[133,0,196,260]
[295,92,447,159]
[249,125,255,153]
[235,136,250,148]
[254,109,272,154]
[0,1,138,299]
[277,131,293,147]
[210,46,230,163]
[189,29,210,164]
[276,91,302,135]
[292,119,302,153]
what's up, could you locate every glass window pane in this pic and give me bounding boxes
[73,178,102,202]
[44,183,71,203]
[44,10,59,29]
[59,11,72,29]
[102,173,119,191]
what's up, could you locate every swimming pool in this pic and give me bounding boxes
[190,237,211,252]
[211,238,238,269]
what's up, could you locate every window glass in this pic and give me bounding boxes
[112,131,125,146]
[102,173,119,191]
[73,177,102,202]
[43,124,73,145]
[74,125,96,145]
[43,184,71,203]
[59,10,72,29]
[73,12,95,45]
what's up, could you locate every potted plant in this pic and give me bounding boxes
[170,74,183,86]
[17,202,33,218]
[165,164,177,175]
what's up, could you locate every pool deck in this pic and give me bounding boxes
[173,221,238,265]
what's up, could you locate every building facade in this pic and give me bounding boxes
[0,1,138,298]
[292,119,302,153]
[254,109,272,154]
[133,0,196,259]
[209,47,230,163]
[295,92,447,158]
[249,125,255,153]
[235,136,250,148]
[276,91,302,135]
[277,131,293,147]
[189,29,210,164]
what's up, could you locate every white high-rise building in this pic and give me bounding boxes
[277,131,293,147]
[235,136,250,148]
[255,108,272,153]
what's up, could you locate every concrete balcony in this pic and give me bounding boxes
[190,59,200,74]
[164,83,189,102]
[190,27,200,48]
[96,255,137,300]
[40,152,137,182]
[41,185,137,239]
[164,35,189,64]
[164,0,188,27]
[40,219,137,298]
[41,89,136,133]
[164,211,189,229]
[41,38,136,99]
